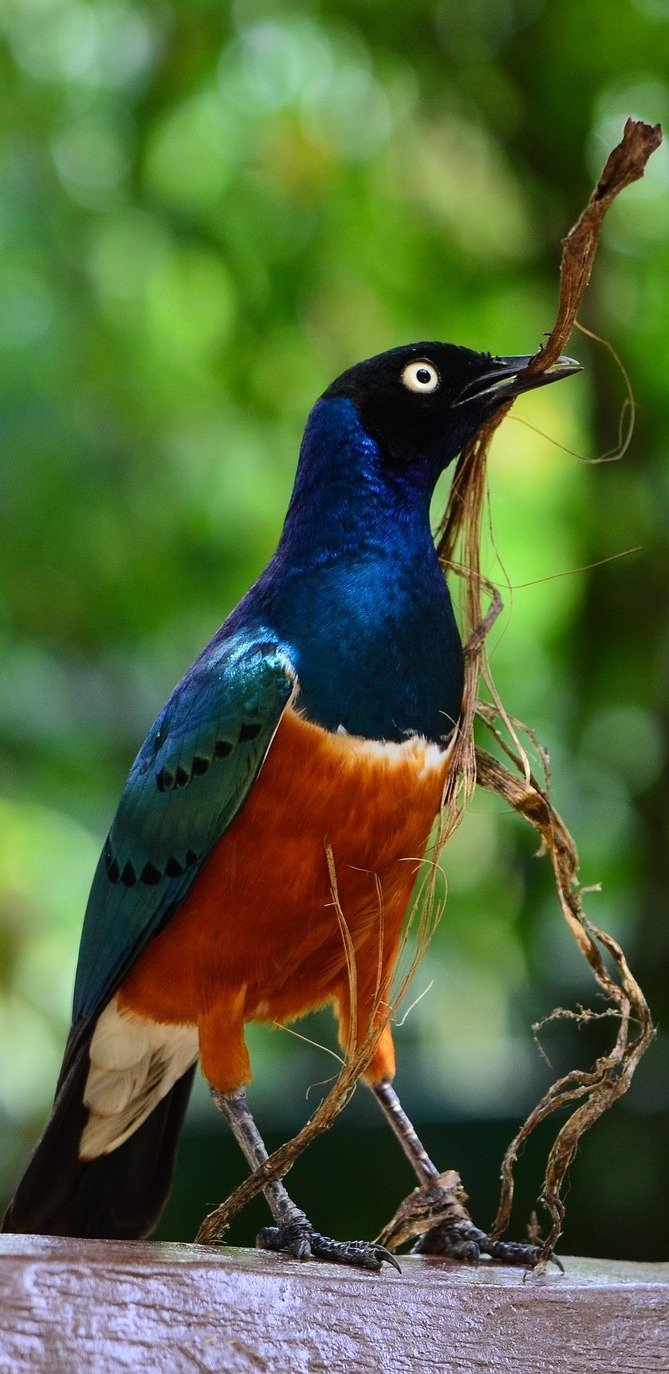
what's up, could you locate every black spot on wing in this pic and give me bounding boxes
[105,851,197,890]
[155,719,267,791]
[140,862,162,885]
[239,722,261,742]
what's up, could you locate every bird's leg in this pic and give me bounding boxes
[373,1078,441,1185]
[210,1086,399,1272]
[372,1079,548,1268]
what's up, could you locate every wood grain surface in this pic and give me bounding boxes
[0,1235,667,1374]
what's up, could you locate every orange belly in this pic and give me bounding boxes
[118,706,453,1091]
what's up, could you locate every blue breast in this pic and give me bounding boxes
[226,397,464,745]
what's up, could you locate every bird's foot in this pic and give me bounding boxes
[378,1169,562,1272]
[413,1216,559,1270]
[257,1212,401,1273]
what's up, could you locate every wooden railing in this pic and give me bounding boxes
[1,1235,667,1372]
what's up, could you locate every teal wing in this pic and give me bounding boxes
[73,631,295,1023]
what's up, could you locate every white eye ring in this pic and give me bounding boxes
[401,359,440,394]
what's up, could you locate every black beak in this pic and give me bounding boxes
[454,354,582,408]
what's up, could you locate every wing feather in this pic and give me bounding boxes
[73,630,295,1022]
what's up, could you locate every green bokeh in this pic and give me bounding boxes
[1,0,667,1259]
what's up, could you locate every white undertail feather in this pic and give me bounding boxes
[80,996,198,1159]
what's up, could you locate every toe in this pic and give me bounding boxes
[256,1220,312,1260]
[309,1233,401,1273]
[256,1221,401,1273]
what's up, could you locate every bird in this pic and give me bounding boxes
[3,339,580,1269]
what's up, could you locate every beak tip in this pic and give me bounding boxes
[554,354,583,375]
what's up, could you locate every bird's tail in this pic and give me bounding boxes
[2,1022,196,1239]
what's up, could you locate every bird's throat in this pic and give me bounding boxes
[277,396,436,572]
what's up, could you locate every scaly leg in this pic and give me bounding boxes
[372,1079,549,1267]
[211,1086,400,1272]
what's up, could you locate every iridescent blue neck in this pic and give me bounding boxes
[227,397,464,744]
[276,398,436,571]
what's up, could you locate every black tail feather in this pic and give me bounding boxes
[2,1025,195,1239]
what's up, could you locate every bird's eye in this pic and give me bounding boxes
[401,360,440,394]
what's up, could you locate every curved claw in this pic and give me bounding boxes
[257,1220,401,1274]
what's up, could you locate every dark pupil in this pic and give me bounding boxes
[416,367,431,384]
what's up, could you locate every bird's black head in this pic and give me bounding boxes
[324,341,581,473]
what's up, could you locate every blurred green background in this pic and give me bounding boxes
[1,0,668,1261]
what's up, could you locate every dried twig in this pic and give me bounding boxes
[523,118,662,375]
[378,1170,471,1252]
[438,117,662,659]
[475,744,654,1261]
